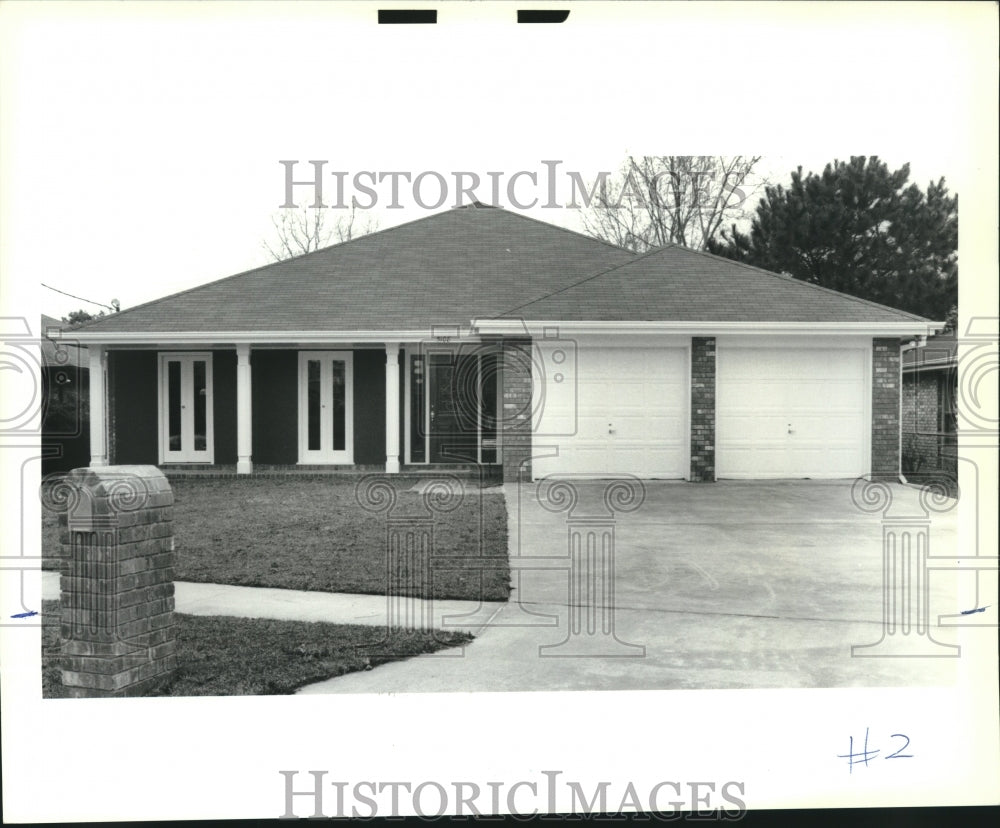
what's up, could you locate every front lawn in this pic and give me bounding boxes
[41,600,471,697]
[42,476,510,601]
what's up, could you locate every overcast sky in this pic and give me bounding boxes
[0,2,992,322]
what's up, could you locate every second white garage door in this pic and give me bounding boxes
[716,346,869,479]
[532,345,687,479]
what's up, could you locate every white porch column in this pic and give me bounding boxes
[88,344,107,467]
[385,342,401,474]
[236,343,253,475]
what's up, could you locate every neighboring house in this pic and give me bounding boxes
[68,204,943,482]
[40,315,90,473]
[901,331,958,481]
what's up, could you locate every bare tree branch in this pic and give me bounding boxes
[263,206,379,261]
[581,155,765,252]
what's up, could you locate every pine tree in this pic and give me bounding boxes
[707,156,957,320]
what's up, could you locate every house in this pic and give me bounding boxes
[68,203,943,482]
[40,315,90,474]
[901,331,958,481]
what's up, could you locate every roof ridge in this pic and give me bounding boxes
[76,207,633,331]
[498,208,637,256]
[681,245,934,323]
[504,242,934,324]
[447,201,636,255]
[71,208,463,331]
[493,242,677,318]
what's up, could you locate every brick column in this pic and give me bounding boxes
[56,465,177,697]
[871,338,902,480]
[500,338,533,483]
[690,337,716,482]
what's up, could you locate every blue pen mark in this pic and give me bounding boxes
[885,734,913,760]
[838,727,880,774]
[11,610,39,618]
[838,729,914,773]
[960,605,990,615]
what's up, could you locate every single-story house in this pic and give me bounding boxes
[901,330,957,480]
[41,314,90,474]
[67,203,943,482]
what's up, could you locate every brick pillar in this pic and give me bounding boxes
[57,465,177,697]
[690,336,716,482]
[871,338,901,480]
[500,338,533,483]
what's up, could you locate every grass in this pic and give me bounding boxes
[42,476,510,601]
[41,600,471,697]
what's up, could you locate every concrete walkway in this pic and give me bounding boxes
[40,572,501,634]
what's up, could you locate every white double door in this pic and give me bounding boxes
[159,353,214,463]
[298,351,354,463]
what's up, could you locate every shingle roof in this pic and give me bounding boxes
[496,244,931,323]
[74,205,633,334]
[40,315,88,369]
[74,205,931,335]
[902,331,957,369]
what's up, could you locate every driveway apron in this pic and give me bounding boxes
[298,481,964,694]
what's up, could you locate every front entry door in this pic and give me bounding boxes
[298,351,353,463]
[428,354,476,462]
[159,353,214,463]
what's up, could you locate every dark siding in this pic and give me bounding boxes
[41,364,90,474]
[353,349,385,464]
[252,350,298,464]
[213,351,237,465]
[110,351,158,465]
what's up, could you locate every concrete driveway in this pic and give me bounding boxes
[298,480,967,694]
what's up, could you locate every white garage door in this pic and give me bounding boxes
[717,347,868,479]
[532,345,687,479]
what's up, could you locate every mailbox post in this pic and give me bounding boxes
[54,465,178,697]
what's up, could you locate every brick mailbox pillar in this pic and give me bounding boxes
[55,465,177,697]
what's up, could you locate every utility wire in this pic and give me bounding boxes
[40,283,117,312]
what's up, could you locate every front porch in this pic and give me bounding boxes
[89,339,530,479]
[156,463,503,481]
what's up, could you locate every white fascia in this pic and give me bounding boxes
[68,328,481,347]
[472,320,947,338]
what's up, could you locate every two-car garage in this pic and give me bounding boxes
[530,336,871,481]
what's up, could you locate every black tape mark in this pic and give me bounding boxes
[518,10,570,24]
[379,9,437,24]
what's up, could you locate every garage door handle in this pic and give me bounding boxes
[788,424,794,434]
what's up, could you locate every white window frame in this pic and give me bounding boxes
[297,350,354,464]
[157,352,215,464]
[404,345,502,465]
